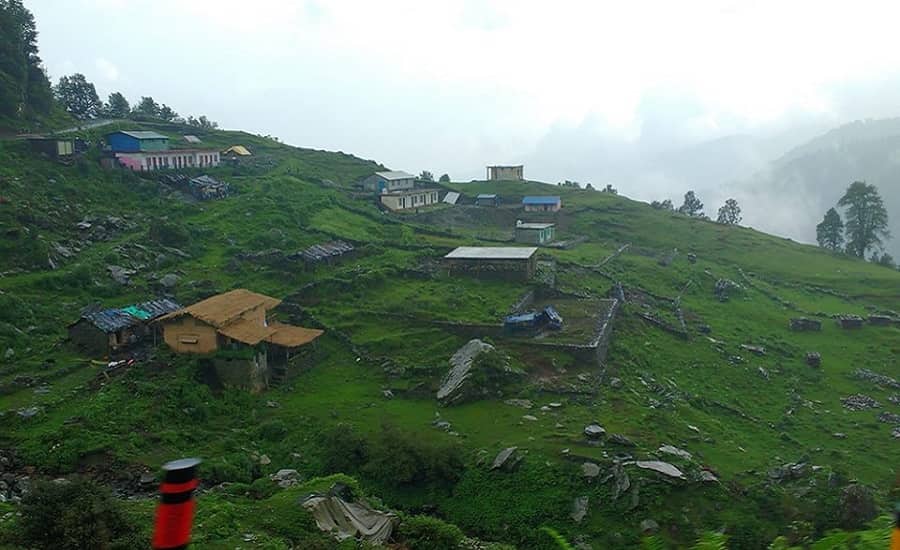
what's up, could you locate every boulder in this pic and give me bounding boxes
[698,470,719,483]
[635,460,685,479]
[790,317,822,331]
[841,394,880,411]
[608,434,636,447]
[437,339,512,406]
[581,462,601,479]
[714,279,742,302]
[270,469,301,488]
[740,344,766,356]
[658,445,692,460]
[491,447,522,472]
[806,352,821,367]
[571,496,589,523]
[106,265,136,285]
[640,519,659,533]
[159,273,179,289]
[584,424,606,439]
[504,398,533,409]
[611,462,631,499]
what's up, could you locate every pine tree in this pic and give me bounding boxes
[815,207,844,252]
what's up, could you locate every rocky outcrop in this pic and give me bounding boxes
[790,317,822,331]
[437,339,512,406]
[634,460,685,479]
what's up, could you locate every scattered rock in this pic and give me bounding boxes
[609,377,623,389]
[635,460,685,479]
[687,253,697,264]
[611,462,631,499]
[584,424,606,439]
[698,470,719,483]
[768,462,807,482]
[581,462,601,479]
[491,447,522,472]
[740,344,766,356]
[697,324,711,334]
[548,402,563,409]
[854,368,900,390]
[608,434,636,447]
[16,407,39,419]
[571,496,589,523]
[806,352,821,367]
[522,415,538,422]
[832,432,847,439]
[159,273,179,289]
[106,265,136,285]
[266,400,280,408]
[877,412,900,425]
[868,314,895,326]
[270,469,301,488]
[640,519,659,533]
[841,394,880,411]
[714,279,742,302]
[381,390,394,399]
[504,398,533,409]
[790,317,822,331]
[758,366,769,380]
[258,454,271,465]
[658,445,692,460]
[3,348,13,360]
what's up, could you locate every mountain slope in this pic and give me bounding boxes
[0,123,898,548]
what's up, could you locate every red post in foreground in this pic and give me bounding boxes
[152,458,201,550]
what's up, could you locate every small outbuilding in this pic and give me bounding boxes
[443,246,538,281]
[222,145,252,160]
[515,221,556,244]
[68,298,181,357]
[363,170,416,193]
[106,130,169,153]
[443,191,460,205]
[28,137,74,158]
[475,194,501,207]
[523,196,561,212]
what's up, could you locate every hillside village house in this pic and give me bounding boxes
[487,165,524,181]
[222,145,252,162]
[103,130,221,172]
[362,170,416,193]
[443,246,538,281]
[156,289,323,391]
[475,193,501,207]
[523,196,561,212]
[68,298,181,357]
[514,221,556,244]
[380,188,441,211]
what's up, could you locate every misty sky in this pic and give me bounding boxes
[27,0,900,241]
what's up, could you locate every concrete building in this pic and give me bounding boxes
[523,196,561,212]
[104,130,221,171]
[487,165,524,181]
[515,221,556,244]
[443,246,538,281]
[380,188,440,211]
[363,170,416,193]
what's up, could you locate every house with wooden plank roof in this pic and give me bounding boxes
[156,289,324,390]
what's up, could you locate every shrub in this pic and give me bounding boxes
[399,515,464,550]
[148,219,190,247]
[249,477,277,499]
[363,423,464,488]
[17,477,140,550]
[204,453,257,485]
[319,423,369,474]
[259,419,288,441]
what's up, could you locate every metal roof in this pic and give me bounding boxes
[444,247,537,260]
[183,135,202,143]
[488,165,523,169]
[443,191,460,205]
[476,194,498,199]
[80,308,142,333]
[381,187,440,196]
[516,222,555,230]
[522,196,561,205]
[133,298,182,319]
[112,130,169,140]
[374,170,415,180]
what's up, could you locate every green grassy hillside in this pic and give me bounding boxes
[0,123,897,548]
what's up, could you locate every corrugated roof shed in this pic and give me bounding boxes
[444,247,538,260]
[516,222,555,230]
[134,298,182,319]
[158,289,281,328]
[183,135,202,143]
[375,170,415,180]
[522,196,561,205]
[116,130,169,140]
[443,191,460,205]
[81,308,142,333]
[477,194,498,200]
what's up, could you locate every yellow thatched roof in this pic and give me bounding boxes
[217,318,275,345]
[223,145,251,156]
[265,322,324,347]
[157,289,280,328]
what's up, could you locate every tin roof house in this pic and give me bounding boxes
[68,298,182,357]
[522,196,561,212]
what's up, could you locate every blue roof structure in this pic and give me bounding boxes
[522,196,561,205]
[78,298,181,332]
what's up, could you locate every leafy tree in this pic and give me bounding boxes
[558,180,580,188]
[678,190,704,217]
[18,477,140,549]
[716,198,742,225]
[420,170,434,181]
[54,73,101,119]
[134,95,160,117]
[0,0,52,119]
[651,199,674,210]
[104,91,129,118]
[837,181,890,258]
[602,184,618,194]
[158,103,178,121]
[438,173,450,183]
[816,207,844,252]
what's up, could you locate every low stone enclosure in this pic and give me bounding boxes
[430,286,619,367]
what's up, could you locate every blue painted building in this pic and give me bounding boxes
[105,130,170,153]
[522,196,561,212]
